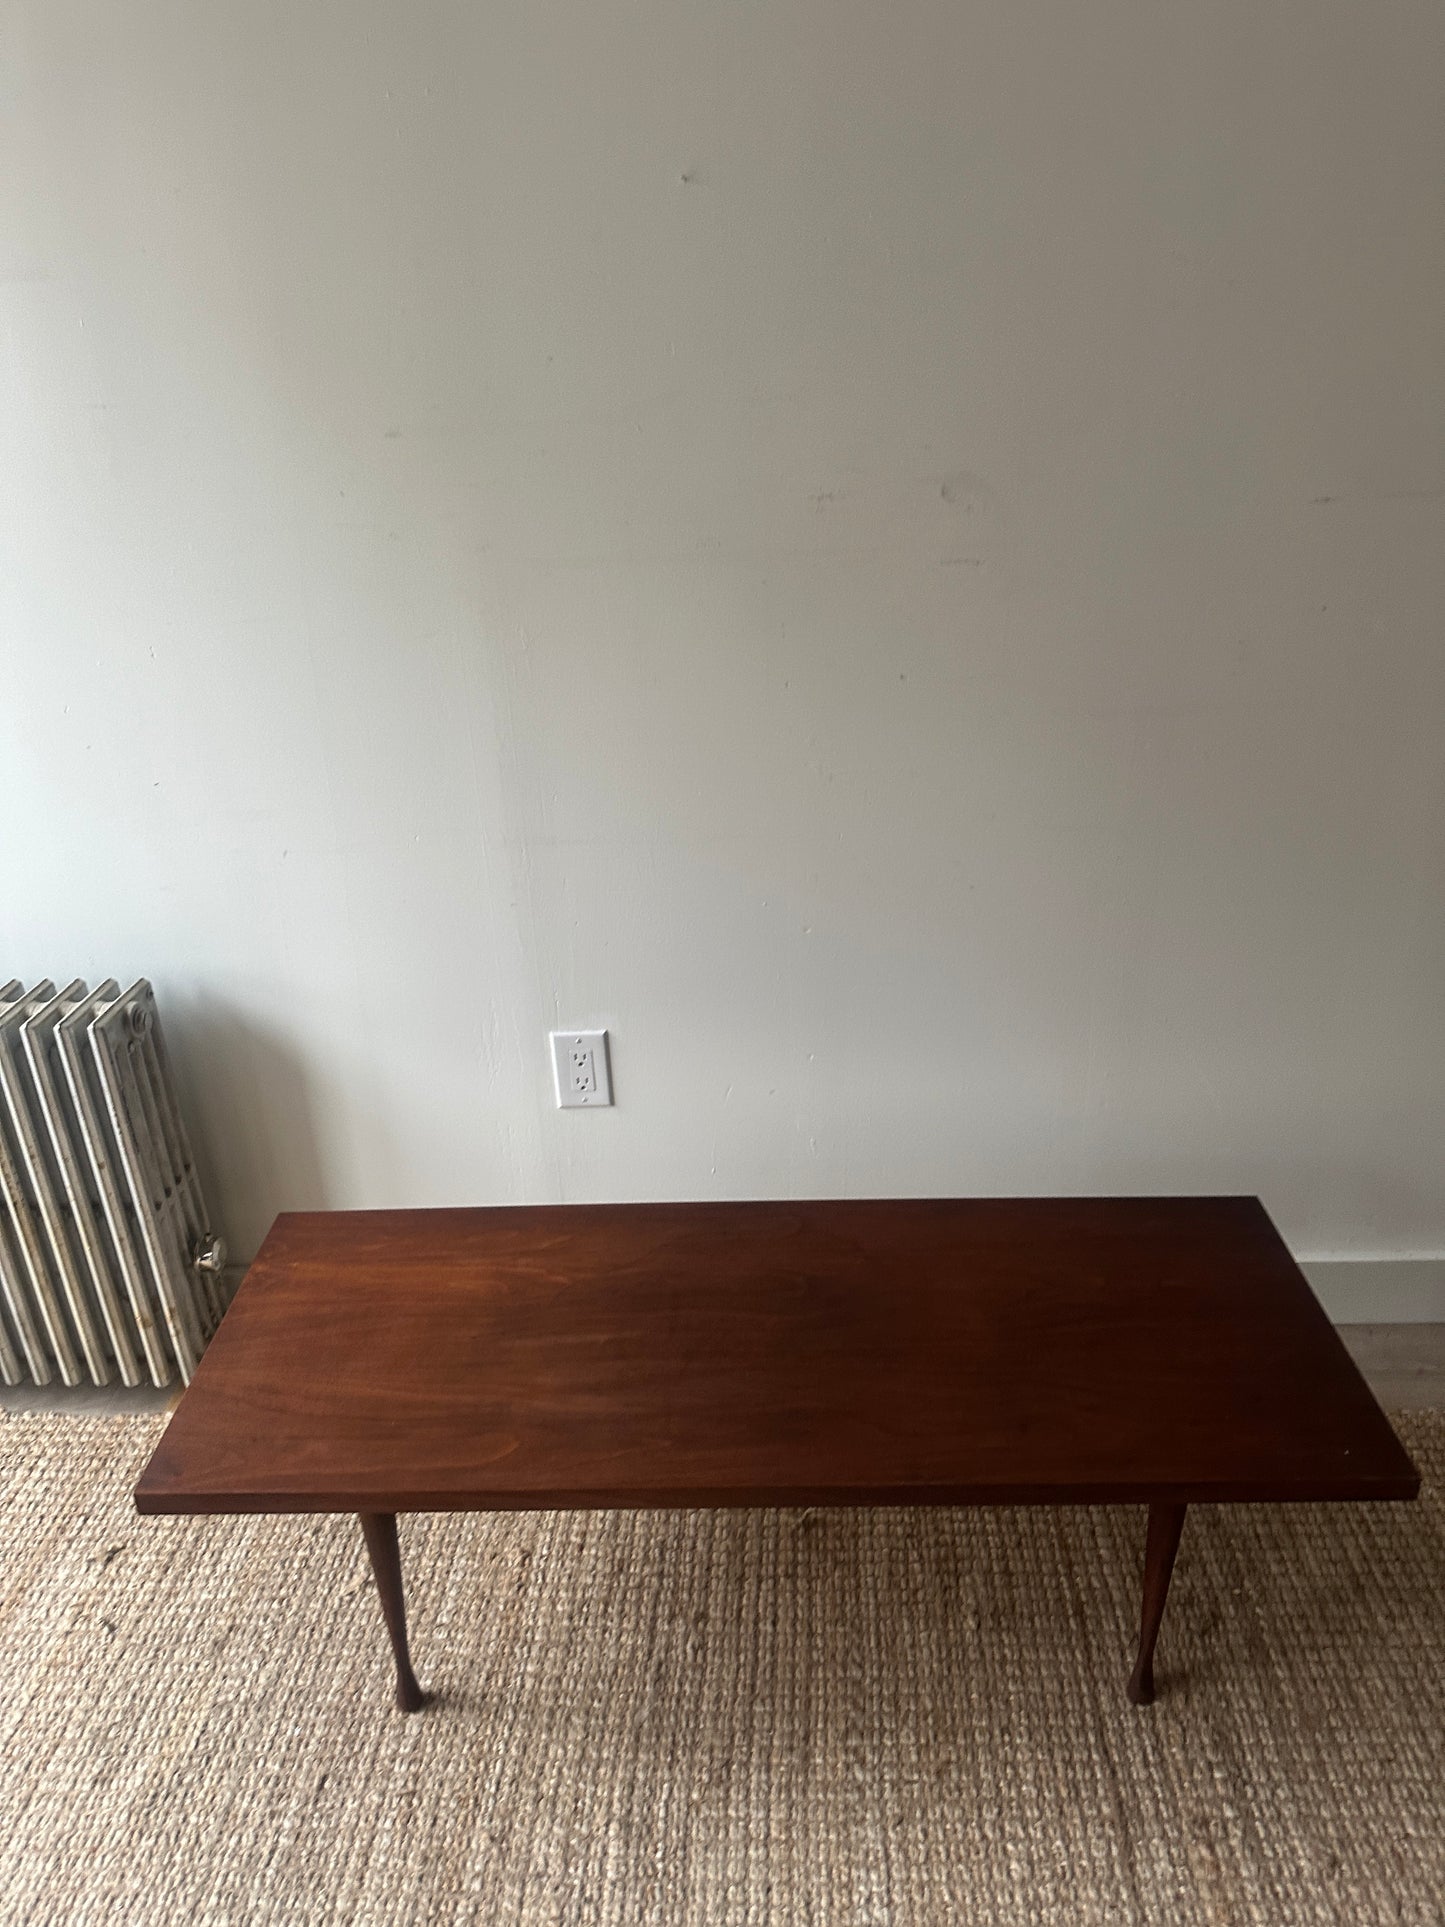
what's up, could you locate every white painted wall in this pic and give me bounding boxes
[3,3,1444,1292]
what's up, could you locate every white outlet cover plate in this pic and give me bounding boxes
[549,1029,613,1108]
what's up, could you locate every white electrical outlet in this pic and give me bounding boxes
[549,1029,612,1108]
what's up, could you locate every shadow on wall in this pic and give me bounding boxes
[160,994,327,1265]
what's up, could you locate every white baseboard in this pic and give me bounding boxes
[1301,1259,1445,1325]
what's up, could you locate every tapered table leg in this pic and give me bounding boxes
[357,1511,430,1712]
[1126,1501,1187,1705]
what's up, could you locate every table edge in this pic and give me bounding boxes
[134,1468,1422,1516]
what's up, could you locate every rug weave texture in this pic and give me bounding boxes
[0,1410,1440,1925]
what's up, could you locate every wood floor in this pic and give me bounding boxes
[1337,1323,1445,1410]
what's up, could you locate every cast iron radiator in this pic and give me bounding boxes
[0,979,227,1387]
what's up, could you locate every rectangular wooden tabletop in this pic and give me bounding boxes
[134,1197,1418,1516]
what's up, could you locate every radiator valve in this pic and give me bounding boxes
[193,1234,227,1277]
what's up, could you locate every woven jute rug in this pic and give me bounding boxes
[0,1411,1440,1925]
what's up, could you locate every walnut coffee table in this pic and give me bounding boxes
[134,1197,1418,1711]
